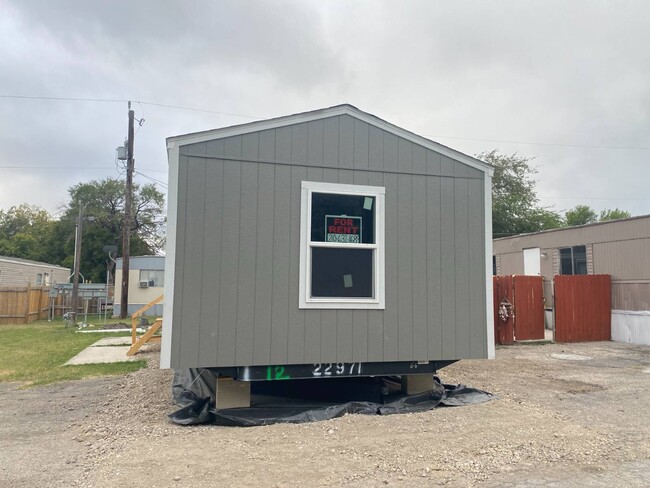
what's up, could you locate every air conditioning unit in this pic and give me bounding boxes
[139,281,149,288]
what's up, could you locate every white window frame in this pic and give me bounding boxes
[299,181,385,309]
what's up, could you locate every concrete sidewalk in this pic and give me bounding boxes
[65,337,155,365]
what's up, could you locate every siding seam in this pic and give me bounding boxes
[251,161,259,364]
[179,152,482,180]
[269,129,276,364]
[197,160,207,366]
[234,140,242,363]
[467,179,472,356]
[286,130,293,362]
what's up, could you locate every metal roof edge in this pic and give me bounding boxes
[493,213,650,241]
[0,255,69,270]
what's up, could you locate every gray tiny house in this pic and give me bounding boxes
[162,105,494,391]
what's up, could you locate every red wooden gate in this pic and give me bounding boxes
[493,275,545,345]
[494,276,515,345]
[554,275,611,343]
[513,276,545,340]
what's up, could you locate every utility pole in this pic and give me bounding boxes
[120,101,135,319]
[71,205,84,325]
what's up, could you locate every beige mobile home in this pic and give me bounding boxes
[0,255,69,286]
[493,215,650,345]
[114,255,165,316]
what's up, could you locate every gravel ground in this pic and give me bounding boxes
[1,340,649,487]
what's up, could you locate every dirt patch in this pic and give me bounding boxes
[95,322,131,330]
[2,341,649,487]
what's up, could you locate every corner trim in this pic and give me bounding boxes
[160,144,179,369]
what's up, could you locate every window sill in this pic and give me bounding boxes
[299,298,385,310]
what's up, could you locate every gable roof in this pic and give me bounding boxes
[493,213,650,242]
[167,104,493,175]
[0,255,69,270]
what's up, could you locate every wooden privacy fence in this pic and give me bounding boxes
[0,285,50,325]
[493,275,545,345]
[554,274,611,342]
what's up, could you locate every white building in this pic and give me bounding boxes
[114,255,165,316]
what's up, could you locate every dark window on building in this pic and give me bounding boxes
[492,255,497,275]
[311,248,373,297]
[309,191,376,299]
[300,181,385,309]
[311,193,375,244]
[559,245,587,275]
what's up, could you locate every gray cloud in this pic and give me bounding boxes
[1,0,649,218]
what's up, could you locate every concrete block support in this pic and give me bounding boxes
[401,374,434,395]
[216,378,251,409]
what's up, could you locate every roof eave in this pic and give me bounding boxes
[166,104,494,176]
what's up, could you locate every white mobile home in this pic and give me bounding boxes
[114,255,165,316]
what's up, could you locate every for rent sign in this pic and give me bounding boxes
[325,215,362,243]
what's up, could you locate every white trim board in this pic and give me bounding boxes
[484,173,495,359]
[167,104,494,177]
[160,144,179,369]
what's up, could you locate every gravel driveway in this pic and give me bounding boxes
[1,341,648,487]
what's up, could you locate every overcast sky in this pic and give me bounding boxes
[1,0,649,221]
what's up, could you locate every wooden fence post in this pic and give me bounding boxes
[23,282,32,324]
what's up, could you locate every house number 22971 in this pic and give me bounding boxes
[312,362,362,376]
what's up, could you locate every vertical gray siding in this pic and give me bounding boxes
[270,164,291,364]
[172,115,487,368]
[199,160,223,366]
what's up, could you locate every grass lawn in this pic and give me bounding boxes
[0,321,146,387]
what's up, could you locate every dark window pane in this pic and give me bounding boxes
[573,245,587,275]
[311,247,373,298]
[559,248,573,275]
[311,193,375,244]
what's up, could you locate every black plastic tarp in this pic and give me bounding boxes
[170,369,494,427]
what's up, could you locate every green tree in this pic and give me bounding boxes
[565,205,598,226]
[599,208,631,221]
[482,150,563,237]
[0,204,55,261]
[52,178,166,283]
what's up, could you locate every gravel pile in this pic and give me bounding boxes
[65,341,649,487]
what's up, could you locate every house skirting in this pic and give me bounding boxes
[612,310,650,346]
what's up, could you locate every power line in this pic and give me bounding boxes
[540,195,650,201]
[0,164,167,172]
[0,94,264,119]
[0,95,129,103]
[425,134,650,151]
[3,94,649,149]
[137,101,263,119]
[135,170,168,188]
